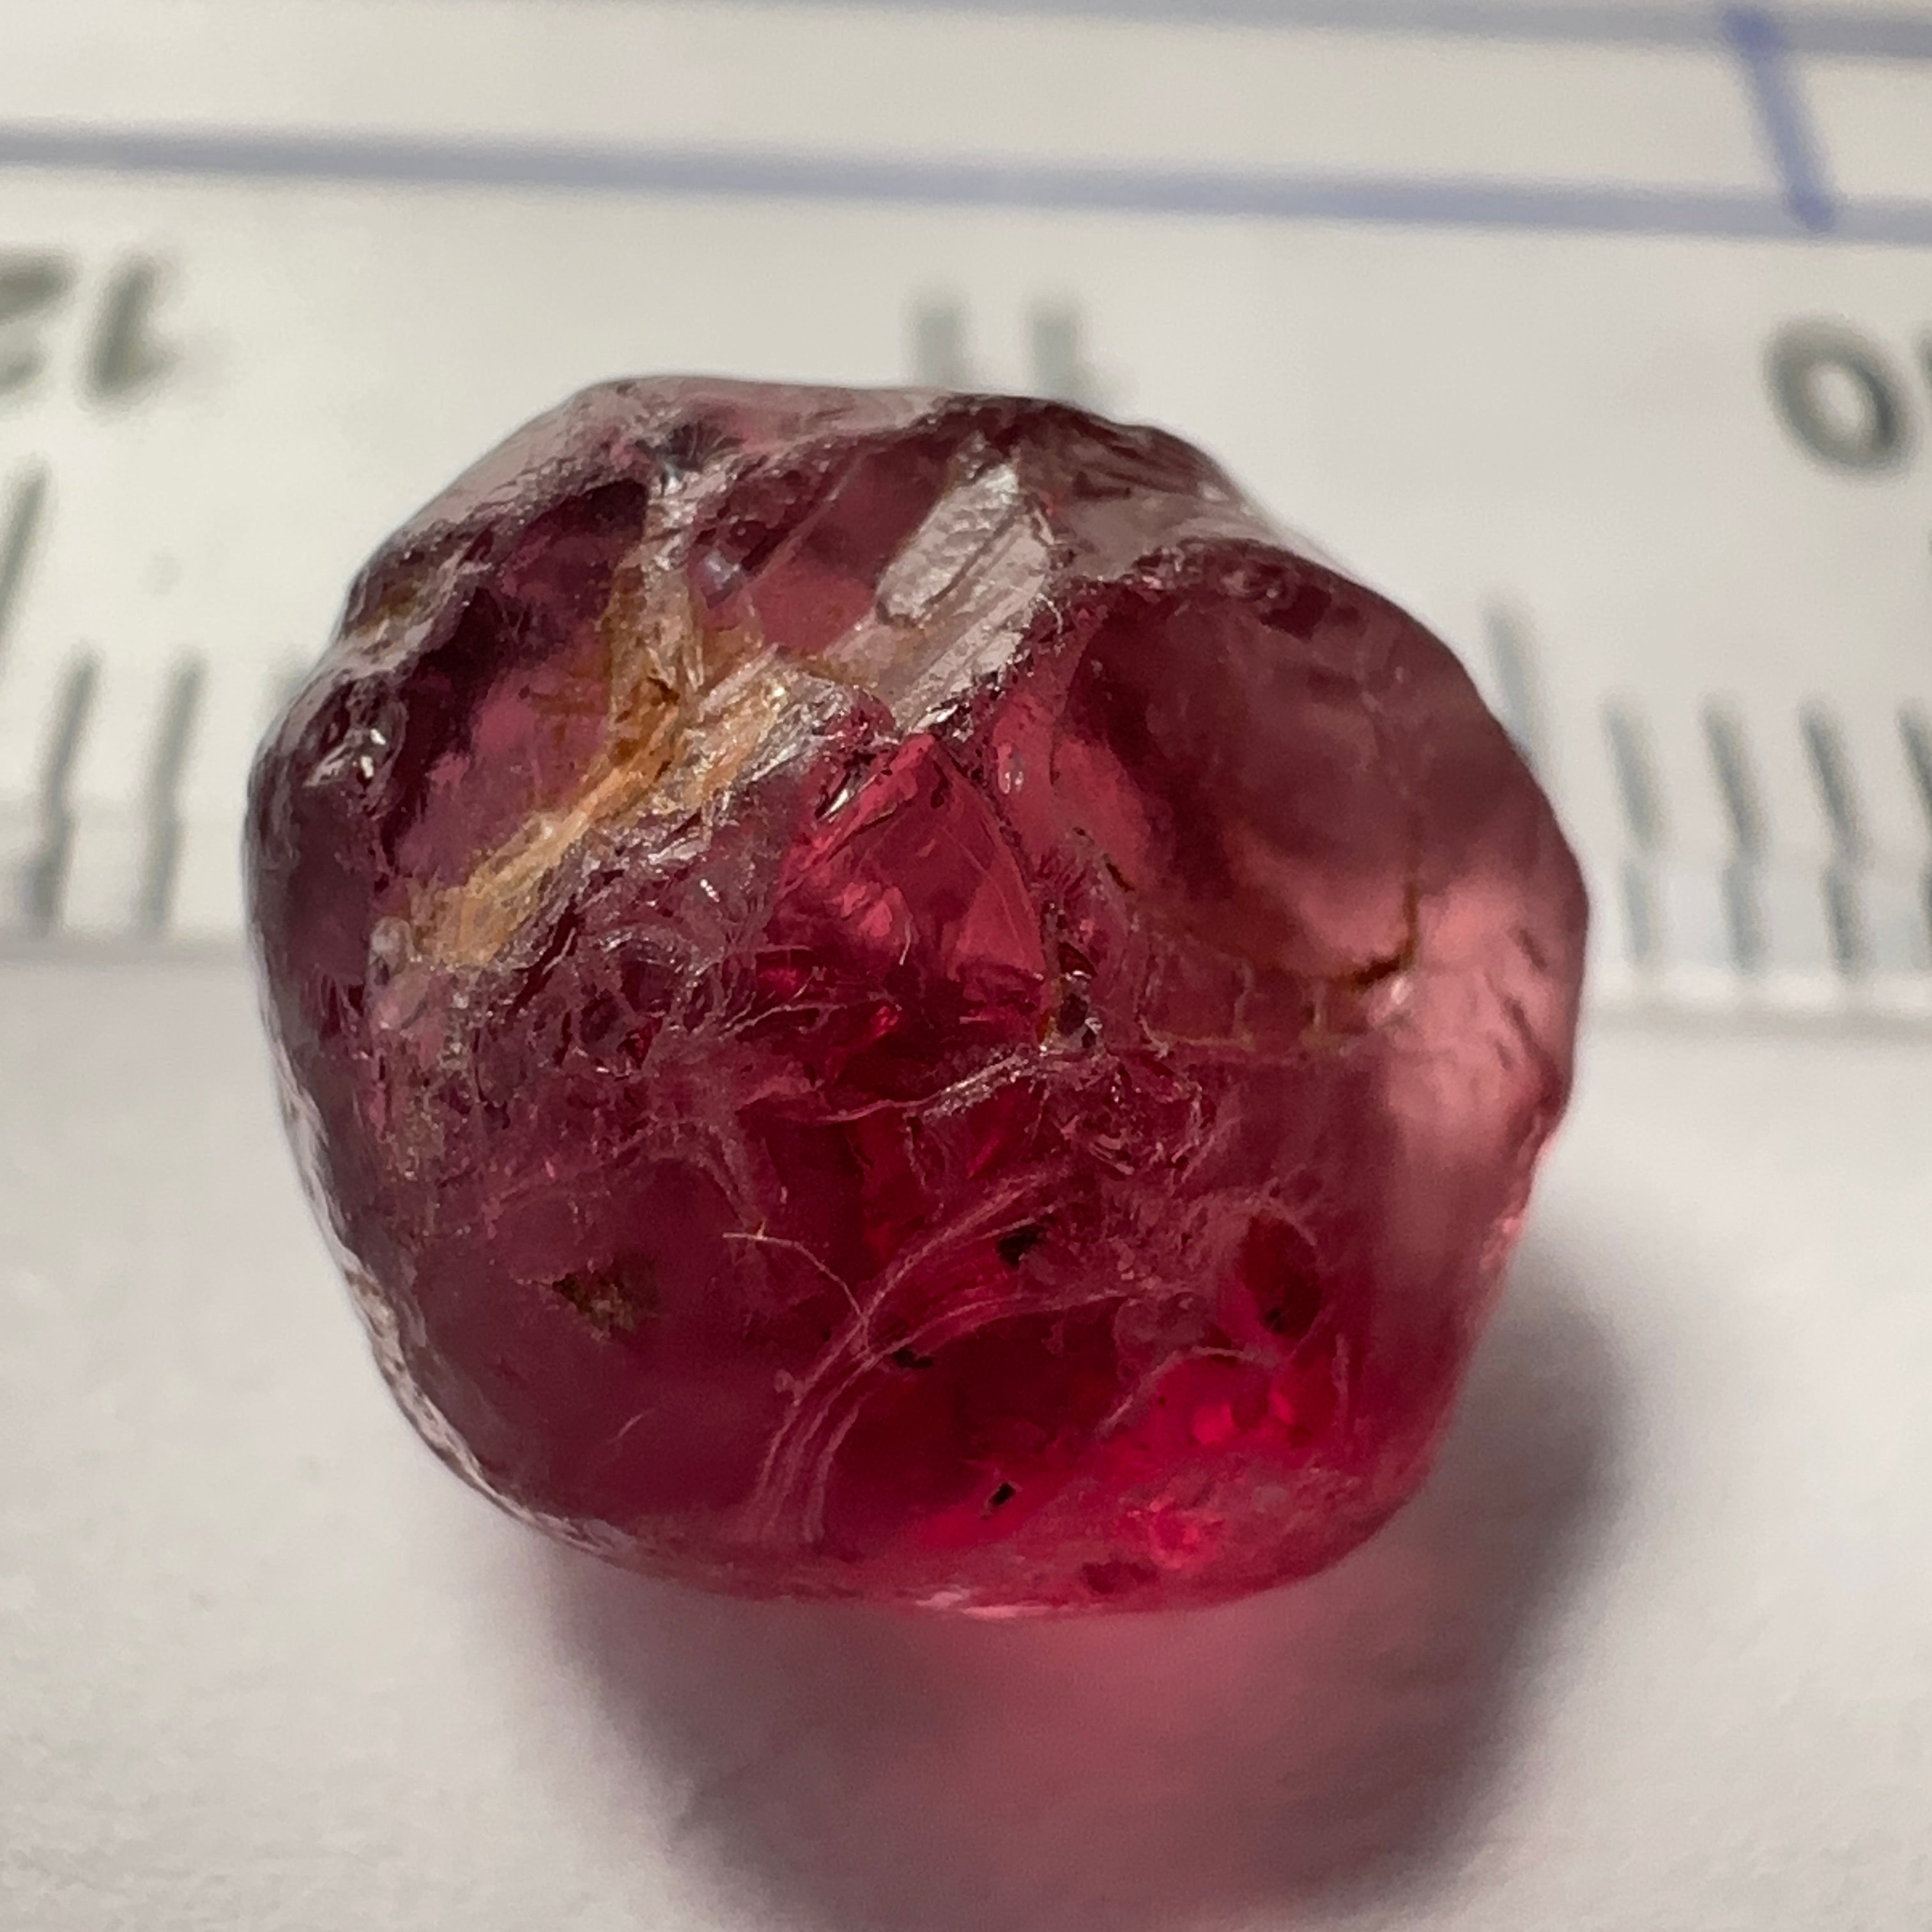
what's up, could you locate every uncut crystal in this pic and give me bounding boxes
[248,379,1585,1613]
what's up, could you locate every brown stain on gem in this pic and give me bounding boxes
[410,551,801,970]
[550,1259,659,1338]
[404,466,1049,975]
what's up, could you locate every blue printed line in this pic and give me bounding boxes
[1722,5,1836,232]
[1,120,1928,247]
[754,0,1932,59]
[749,1,1729,42]
[1839,199,1932,246]
[1779,10,1932,57]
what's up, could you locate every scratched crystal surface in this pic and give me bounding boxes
[247,379,1586,1613]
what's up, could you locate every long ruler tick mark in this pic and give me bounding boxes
[1801,701,1867,974]
[24,655,98,936]
[1703,702,1767,972]
[1603,698,1662,968]
[0,464,49,668]
[1485,604,1545,776]
[137,656,205,935]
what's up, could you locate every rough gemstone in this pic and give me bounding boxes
[248,379,1586,1614]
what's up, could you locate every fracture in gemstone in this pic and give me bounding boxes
[248,379,1586,1613]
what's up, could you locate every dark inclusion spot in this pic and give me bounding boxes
[1080,1557,1159,1598]
[986,1480,1018,1511]
[550,1259,657,1337]
[890,1344,937,1371]
[1054,983,1093,1039]
[995,1223,1046,1269]
[1261,1291,1322,1339]
[1241,1215,1324,1342]
[1266,578,1334,640]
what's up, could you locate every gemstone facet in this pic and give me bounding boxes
[249,379,1586,1613]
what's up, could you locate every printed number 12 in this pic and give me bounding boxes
[0,252,172,404]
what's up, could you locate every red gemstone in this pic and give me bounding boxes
[248,379,1585,1613]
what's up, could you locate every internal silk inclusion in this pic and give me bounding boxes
[249,379,1586,1613]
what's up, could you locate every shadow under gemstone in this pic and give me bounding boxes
[542,1226,1625,1932]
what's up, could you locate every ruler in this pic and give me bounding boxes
[2,0,1931,1023]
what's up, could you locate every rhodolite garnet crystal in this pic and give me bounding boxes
[249,379,1586,1613]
